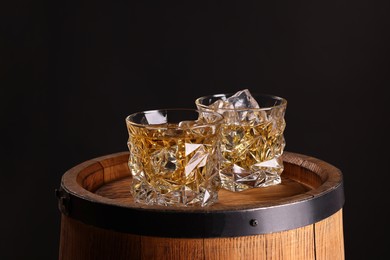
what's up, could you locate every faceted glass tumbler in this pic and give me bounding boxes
[125,109,223,207]
[195,93,287,192]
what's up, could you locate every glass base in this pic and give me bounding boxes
[131,182,220,207]
[220,167,283,192]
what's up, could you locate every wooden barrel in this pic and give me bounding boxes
[56,151,345,260]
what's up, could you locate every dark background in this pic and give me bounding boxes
[1,0,389,259]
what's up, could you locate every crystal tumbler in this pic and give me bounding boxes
[195,89,287,192]
[125,108,223,207]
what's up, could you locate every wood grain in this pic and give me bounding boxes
[59,211,344,260]
[58,151,345,260]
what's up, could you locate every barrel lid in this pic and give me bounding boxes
[56,151,344,238]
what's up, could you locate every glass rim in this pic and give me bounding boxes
[195,92,287,111]
[125,108,224,129]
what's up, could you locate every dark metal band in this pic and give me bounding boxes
[56,181,344,238]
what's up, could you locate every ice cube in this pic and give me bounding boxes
[208,89,266,124]
[145,110,167,124]
[226,89,260,109]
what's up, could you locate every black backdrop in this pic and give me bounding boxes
[1,0,389,259]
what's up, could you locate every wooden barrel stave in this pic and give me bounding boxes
[57,151,345,260]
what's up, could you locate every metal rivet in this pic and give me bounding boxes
[250,219,258,227]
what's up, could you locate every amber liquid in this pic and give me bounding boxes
[219,117,286,191]
[126,123,221,207]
